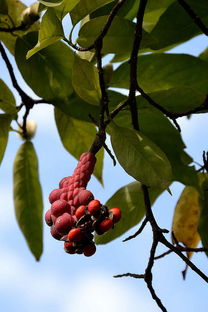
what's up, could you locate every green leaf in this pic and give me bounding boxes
[52,92,99,121]
[0,0,27,54]
[140,87,207,114]
[38,0,63,7]
[0,114,12,165]
[13,141,43,260]
[0,0,40,55]
[54,107,103,183]
[142,0,175,32]
[110,53,208,94]
[70,0,114,25]
[149,0,208,51]
[90,0,139,20]
[52,90,125,122]
[0,79,17,114]
[95,181,163,244]
[199,47,208,62]
[109,123,172,189]
[0,0,8,14]
[26,9,64,59]
[198,177,208,255]
[77,16,155,54]
[15,32,74,100]
[114,105,197,186]
[72,54,101,105]
[54,0,80,19]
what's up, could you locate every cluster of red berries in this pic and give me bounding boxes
[45,152,121,257]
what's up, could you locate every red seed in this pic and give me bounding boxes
[88,200,101,215]
[67,228,83,242]
[109,208,122,223]
[64,242,76,254]
[75,205,86,220]
[98,218,113,233]
[51,200,70,217]
[83,243,96,257]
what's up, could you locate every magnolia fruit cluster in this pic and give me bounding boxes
[45,152,121,257]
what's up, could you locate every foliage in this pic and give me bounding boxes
[0,0,208,310]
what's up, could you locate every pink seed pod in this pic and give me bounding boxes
[45,209,53,226]
[50,226,62,240]
[59,176,70,188]
[51,200,70,217]
[55,213,74,235]
[78,189,94,205]
[49,189,63,204]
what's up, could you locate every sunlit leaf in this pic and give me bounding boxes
[72,54,101,105]
[110,53,208,94]
[77,15,155,54]
[0,79,16,114]
[38,0,63,7]
[172,186,201,258]
[13,141,43,260]
[198,176,208,256]
[26,9,64,58]
[54,0,80,19]
[0,114,13,165]
[70,0,114,25]
[15,32,74,100]
[149,0,208,51]
[109,123,172,189]
[114,106,197,187]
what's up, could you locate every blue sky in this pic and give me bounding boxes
[0,3,208,312]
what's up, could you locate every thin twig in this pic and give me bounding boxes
[155,246,208,260]
[103,142,116,166]
[0,23,27,32]
[114,273,145,278]
[137,85,181,131]
[160,236,208,283]
[145,239,167,312]
[0,42,46,138]
[154,249,173,260]
[0,42,31,102]
[123,217,148,242]
[177,0,208,36]
[125,0,168,310]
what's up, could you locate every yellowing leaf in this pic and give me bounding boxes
[172,186,201,258]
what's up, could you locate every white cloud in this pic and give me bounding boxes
[64,271,155,312]
[0,187,16,229]
[0,247,155,312]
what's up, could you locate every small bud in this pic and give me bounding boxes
[18,120,37,140]
[21,3,40,26]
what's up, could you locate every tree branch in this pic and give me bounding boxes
[0,42,46,138]
[123,217,148,242]
[89,2,129,156]
[0,23,27,33]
